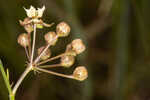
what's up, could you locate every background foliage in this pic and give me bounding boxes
[0,0,150,100]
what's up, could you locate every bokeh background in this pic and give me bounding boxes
[0,0,150,100]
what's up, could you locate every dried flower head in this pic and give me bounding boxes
[56,22,71,37]
[44,32,58,45]
[73,66,88,81]
[24,5,45,18]
[38,46,51,60]
[71,39,86,54]
[61,55,75,67]
[17,33,29,47]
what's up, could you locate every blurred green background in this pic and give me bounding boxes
[0,0,150,100]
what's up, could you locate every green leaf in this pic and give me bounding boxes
[0,60,12,94]
[6,69,10,81]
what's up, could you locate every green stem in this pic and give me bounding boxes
[0,60,15,100]
[0,60,12,94]
[9,94,15,100]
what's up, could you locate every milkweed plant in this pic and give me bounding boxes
[0,6,88,100]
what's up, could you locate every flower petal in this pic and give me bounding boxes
[37,6,45,18]
[24,5,36,18]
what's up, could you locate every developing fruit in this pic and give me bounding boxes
[56,22,71,37]
[73,66,88,81]
[17,33,29,47]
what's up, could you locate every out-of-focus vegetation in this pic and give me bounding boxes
[0,0,150,100]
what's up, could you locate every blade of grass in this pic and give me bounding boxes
[112,0,130,100]
[0,60,15,100]
[0,60,12,94]
[6,69,10,82]
[63,1,93,100]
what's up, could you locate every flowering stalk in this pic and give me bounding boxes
[12,23,37,96]
[0,5,88,100]
[12,64,33,95]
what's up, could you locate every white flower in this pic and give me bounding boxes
[24,6,36,18]
[24,5,45,18]
[37,6,45,18]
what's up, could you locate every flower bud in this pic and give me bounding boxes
[19,18,31,26]
[17,33,29,47]
[61,55,75,68]
[56,22,71,37]
[24,24,33,33]
[71,39,86,54]
[44,32,58,45]
[65,44,76,56]
[38,46,51,60]
[24,6,36,18]
[19,18,33,33]
[73,66,88,81]
[66,44,72,52]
